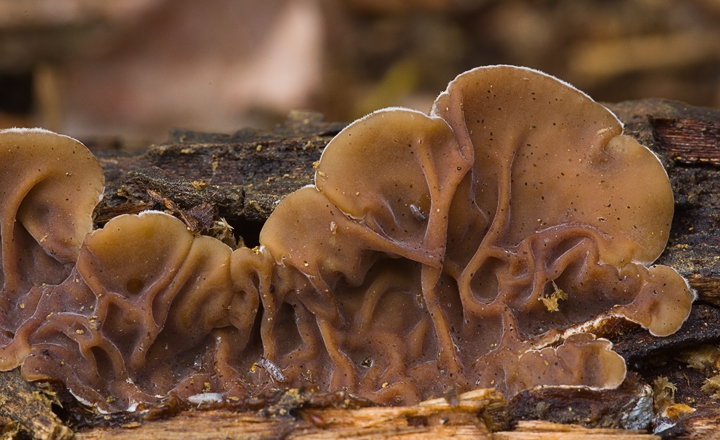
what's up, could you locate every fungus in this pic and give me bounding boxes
[0,66,695,413]
[260,66,694,399]
[0,128,104,369]
[21,211,260,411]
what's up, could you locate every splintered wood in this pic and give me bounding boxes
[495,421,658,440]
[73,390,657,440]
[0,369,73,440]
[77,389,504,440]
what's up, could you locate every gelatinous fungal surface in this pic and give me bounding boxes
[0,128,104,369]
[0,66,695,413]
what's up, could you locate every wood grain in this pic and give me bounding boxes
[76,389,503,440]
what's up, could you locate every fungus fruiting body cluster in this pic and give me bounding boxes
[0,66,694,412]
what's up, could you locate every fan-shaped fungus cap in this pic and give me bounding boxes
[0,128,104,285]
[0,128,104,369]
[430,66,692,341]
[433,66,674,266]
[517,333,627,390]
[311,109,471,265]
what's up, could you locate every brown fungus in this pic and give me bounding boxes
[255,66,695,401]
[0,128,104,369]
[0,66,695,413]
[261,66,694,399]
[22,211,259,411]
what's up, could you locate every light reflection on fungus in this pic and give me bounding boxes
[0,66,695,413]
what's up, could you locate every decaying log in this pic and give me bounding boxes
[0,369,72,440]
[74,389,506,440]
[73,390,659,440]
[508,374,655,431]
[4,99,720,439]
[92,110,347,246]
[495,421,659,440]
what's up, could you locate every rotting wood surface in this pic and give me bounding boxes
[4,100,720,439]
[76,389,507,440]
[73,391,658,440]
[0,369,72,440]
[92,109,347,247]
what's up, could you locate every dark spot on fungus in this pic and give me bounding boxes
[0,66,695,413]
[125,278,144,295]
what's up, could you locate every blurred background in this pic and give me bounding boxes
[1,0,720,144]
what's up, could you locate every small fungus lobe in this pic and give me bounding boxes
[0,66,694,412]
